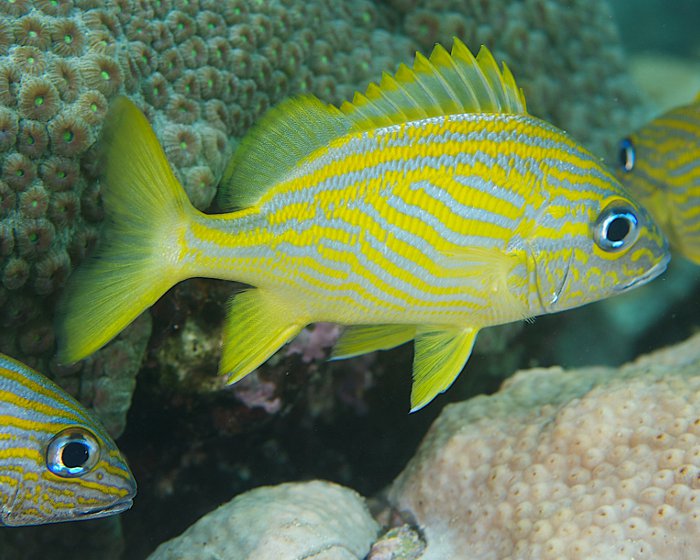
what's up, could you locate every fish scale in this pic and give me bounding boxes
[0,354,135,526]
[56,40,669,411]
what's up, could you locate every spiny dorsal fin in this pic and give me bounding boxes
[219,40,526,210]
[340,39,527,130]
[218,95,351,210]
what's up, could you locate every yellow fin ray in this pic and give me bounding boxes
[56,97,191,364]
[410,327,478,412]
[340,39,527,130]
[218,96,350,210]
[221,290,305,383]
[330,324,416,360]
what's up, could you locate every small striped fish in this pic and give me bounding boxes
[56,40,669,411]
[0,354,135,526]
[616,93,700,264]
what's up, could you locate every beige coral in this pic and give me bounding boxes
[147,481,379,560]
[388,332,700,560]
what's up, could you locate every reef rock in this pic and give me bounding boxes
[144,332,700,560]
[389,331,700,560]
[147,480,379,560]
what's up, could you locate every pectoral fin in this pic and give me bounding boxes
[410,326,478,412]
[331,324,416,360]
[221,290,304,384]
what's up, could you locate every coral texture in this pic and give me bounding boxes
[147,480,379,560]
[388,331,700,560]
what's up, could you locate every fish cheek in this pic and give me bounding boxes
[526,245,575,314]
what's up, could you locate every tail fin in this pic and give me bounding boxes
[56,97,193,363]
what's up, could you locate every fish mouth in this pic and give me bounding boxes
[75,496,134,520]
[615,252,671,292]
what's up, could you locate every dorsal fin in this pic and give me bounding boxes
[340,39,527,130]
[218,39,527,210]
[218,96,350,209]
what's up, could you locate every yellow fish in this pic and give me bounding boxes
[616,93,700,263]
[56,40,669,411]
[0,353,135,526]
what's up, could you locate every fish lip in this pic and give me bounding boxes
[75,496,134,520]
[615,252,671,292]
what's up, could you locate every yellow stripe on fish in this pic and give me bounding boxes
[616,93,700,264]
[56,40,669,411]
[0,354,135,526]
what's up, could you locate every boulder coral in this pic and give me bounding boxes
[147,481,380,560]
[389,331,700,560]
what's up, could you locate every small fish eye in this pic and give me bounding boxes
[593,204,640,252]
[46,428,100,478]
[618,137,635,172]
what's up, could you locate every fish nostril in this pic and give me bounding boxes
[618,137,635,172]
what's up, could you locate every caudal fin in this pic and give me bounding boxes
[56,97,193,363]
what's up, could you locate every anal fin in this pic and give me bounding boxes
[221,290,304,384]
[410,326,479,412]
[331,324,416,360]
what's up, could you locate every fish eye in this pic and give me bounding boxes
[618,137,635,172]
[46,428,100,478]
[593,203,640,252]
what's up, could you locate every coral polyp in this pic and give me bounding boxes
[48,112,91,157]
[49,59,82,103]
[51,19,85,57]
[2,152,36,190]
[80,54,122,96]
[2,257,29,290]
[17,119,49,158]
[163,124,202,167]
[18,77,59,121]
[11,46,47,76]
[16,218,55,258]
[33,249,71,295]
[19,184,50,219]
[48,190,80,226]
[40,156,79,191]
[16,16,52,50]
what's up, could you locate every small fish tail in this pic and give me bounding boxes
[56,97,193,364]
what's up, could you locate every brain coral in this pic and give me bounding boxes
[388,332,700,560]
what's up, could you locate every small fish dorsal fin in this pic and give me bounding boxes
[218,95,351,209]
[219,39,526,210]
[340,39,527,129]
